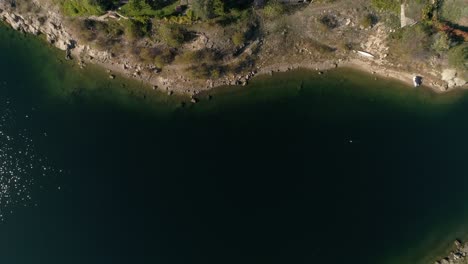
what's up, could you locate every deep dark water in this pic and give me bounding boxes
[1,24,468,264]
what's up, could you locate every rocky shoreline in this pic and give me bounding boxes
[0,1,466,98]
[435,240,468,264]
[0,2,265,97]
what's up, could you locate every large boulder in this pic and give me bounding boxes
[442,69,467,89]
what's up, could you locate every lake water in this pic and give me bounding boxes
[1,24,468,264]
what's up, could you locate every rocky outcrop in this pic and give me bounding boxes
[442,69,468,89]
[435,240,468,264]
[0,4,73,51]
[0,2,165,91]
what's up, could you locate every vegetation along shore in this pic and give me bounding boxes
[0,0,467,97]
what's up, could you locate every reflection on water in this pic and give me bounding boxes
[0,99,60,221]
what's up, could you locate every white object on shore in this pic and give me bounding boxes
[356,51,375,58]
[413,76,422,87]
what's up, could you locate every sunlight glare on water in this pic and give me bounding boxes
[0,99,59,221]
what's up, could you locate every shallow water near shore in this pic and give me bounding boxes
[2,24,468,264]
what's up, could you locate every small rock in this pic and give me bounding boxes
[109,74,115,79]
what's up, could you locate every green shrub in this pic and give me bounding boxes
[138,47,174,67]
[440,0,468,24]
[120,0,177,20]
[431,32,451,53]
[361,14,376,28]
[263,1,284,20]
[320,15,338,30]
[139,47,156,62]
[338,41,354,51]
[390,24,432,61]
[191,0,225,20]
[176,49,218,64]
[448,44,468,71]
[124,20,148,41]
[232,31,246,46]
[371,0,400,14]
[157,23,186,47]
[55,0,104,16]
[154,49,174,68]
[187,63,224,79]
[120,0,153,15]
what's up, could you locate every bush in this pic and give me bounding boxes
[320,15,338,30]
[360,14,376,28]
[263,1,284,19]
[187,63,225,79]
[157,23,185,47]
[124,20,148,41]
[338,41,354,51]
[139,48,155,62]
[448,44,468,71]
[56,0,104,16]
[232,31,246,46]
[432,32,451,53]
[120,0,155,18]
[176,49,218,64]
[371,0,400,13]
[390,24,432,61]
[154,49,175,68]
[138,47,174,66]
[191,0,225,20]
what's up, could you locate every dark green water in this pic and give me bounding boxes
[1,24,468,264]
